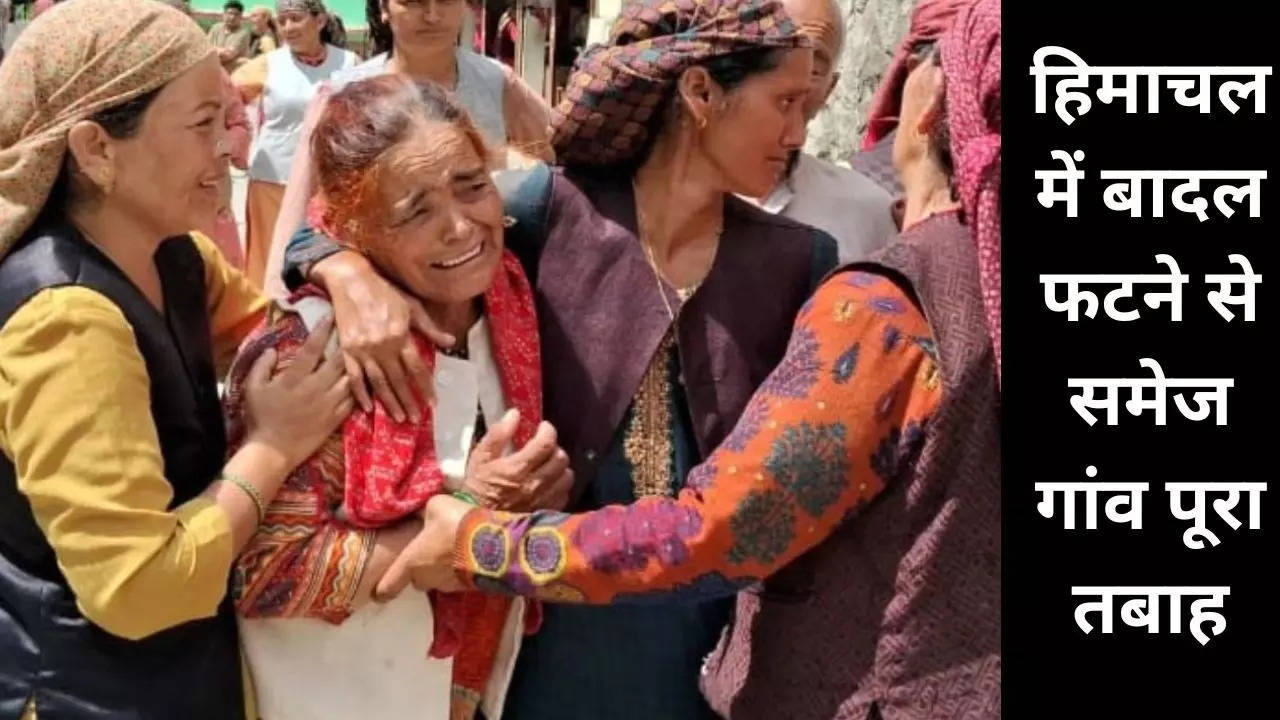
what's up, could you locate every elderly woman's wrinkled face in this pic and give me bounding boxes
[893,45,946,173]
[91,55,230,239]
[701,48,813,198]
[384,0,465,49]
[359,121,504,307]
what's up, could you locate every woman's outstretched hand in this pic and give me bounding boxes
[374,495,473,601]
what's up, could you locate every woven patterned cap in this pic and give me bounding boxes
[552,0,806,166]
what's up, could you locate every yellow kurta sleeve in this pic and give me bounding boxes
[0,287,234,641]
[230,52,270,103]
[190,231,267,374]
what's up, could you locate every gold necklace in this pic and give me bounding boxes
[632,180,722,323]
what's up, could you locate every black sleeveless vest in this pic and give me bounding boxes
[0,221,244,720]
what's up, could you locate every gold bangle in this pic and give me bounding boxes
[222,473,266,523]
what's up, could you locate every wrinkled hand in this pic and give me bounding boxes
[374,495,473,600]
[242,317,352,468]
[316,252,455,423]
[463,409,573,512]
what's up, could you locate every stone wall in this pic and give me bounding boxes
[806,0,914,163]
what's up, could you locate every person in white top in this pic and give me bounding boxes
[744,0,898,263]
[231,0,357,288]
[224,74,573,720]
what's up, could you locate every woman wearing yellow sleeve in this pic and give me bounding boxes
[0,2,353,718]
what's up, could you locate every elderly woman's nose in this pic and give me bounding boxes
[440,204,475,243]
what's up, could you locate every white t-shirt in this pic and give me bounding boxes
[743,152,899,263]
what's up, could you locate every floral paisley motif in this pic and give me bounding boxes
[869,296,907,314]
[917,358,941,390]
[758,325,820,398]
[764,421,851,517]
[832,298,858,323]
[727,488,796,565]
[882,324,902,353]
[832,343,859,384]
[870,421,927,482]
[876,380,903,420]
[912,336,940,362]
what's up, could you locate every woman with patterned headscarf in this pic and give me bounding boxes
[0,1,353,717]
[358,1,1002,718]
[282,1,840,716]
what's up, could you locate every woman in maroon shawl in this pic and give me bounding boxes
[397,0,1003,717]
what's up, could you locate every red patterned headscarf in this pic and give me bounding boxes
[552,0,808,165]
[862,0,969,151]
[940,0,1000,384]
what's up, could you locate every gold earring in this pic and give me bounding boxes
[697,115,708,130]
[503,216,517,228]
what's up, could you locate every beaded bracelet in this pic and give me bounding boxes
[452,490,480,506]
[223,473,266,523]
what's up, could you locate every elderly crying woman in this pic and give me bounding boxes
[223,74,572,720]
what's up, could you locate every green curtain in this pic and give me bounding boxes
[191,0,368,28]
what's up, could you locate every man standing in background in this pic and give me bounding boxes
[208,0,254,70]
[746,0,899,263]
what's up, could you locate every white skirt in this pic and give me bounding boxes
[239,590,526,720]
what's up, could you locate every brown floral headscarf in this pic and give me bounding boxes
[0,0,213,255]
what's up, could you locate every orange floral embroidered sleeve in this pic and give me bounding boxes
[452,270,943,604]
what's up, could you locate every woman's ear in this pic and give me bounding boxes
[677,65,719,130]
[914,68,947,138]
[65,120,118,196]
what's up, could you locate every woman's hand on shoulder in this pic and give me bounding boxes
[240,316,352,468]
[312,251,455,423]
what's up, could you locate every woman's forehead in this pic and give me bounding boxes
[152,56,224,116]
[383,121,481,186]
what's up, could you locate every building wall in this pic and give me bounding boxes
[809,0,914,163]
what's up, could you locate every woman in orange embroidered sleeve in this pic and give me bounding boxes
[389,1,1003,716]
[441,271,940,604]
